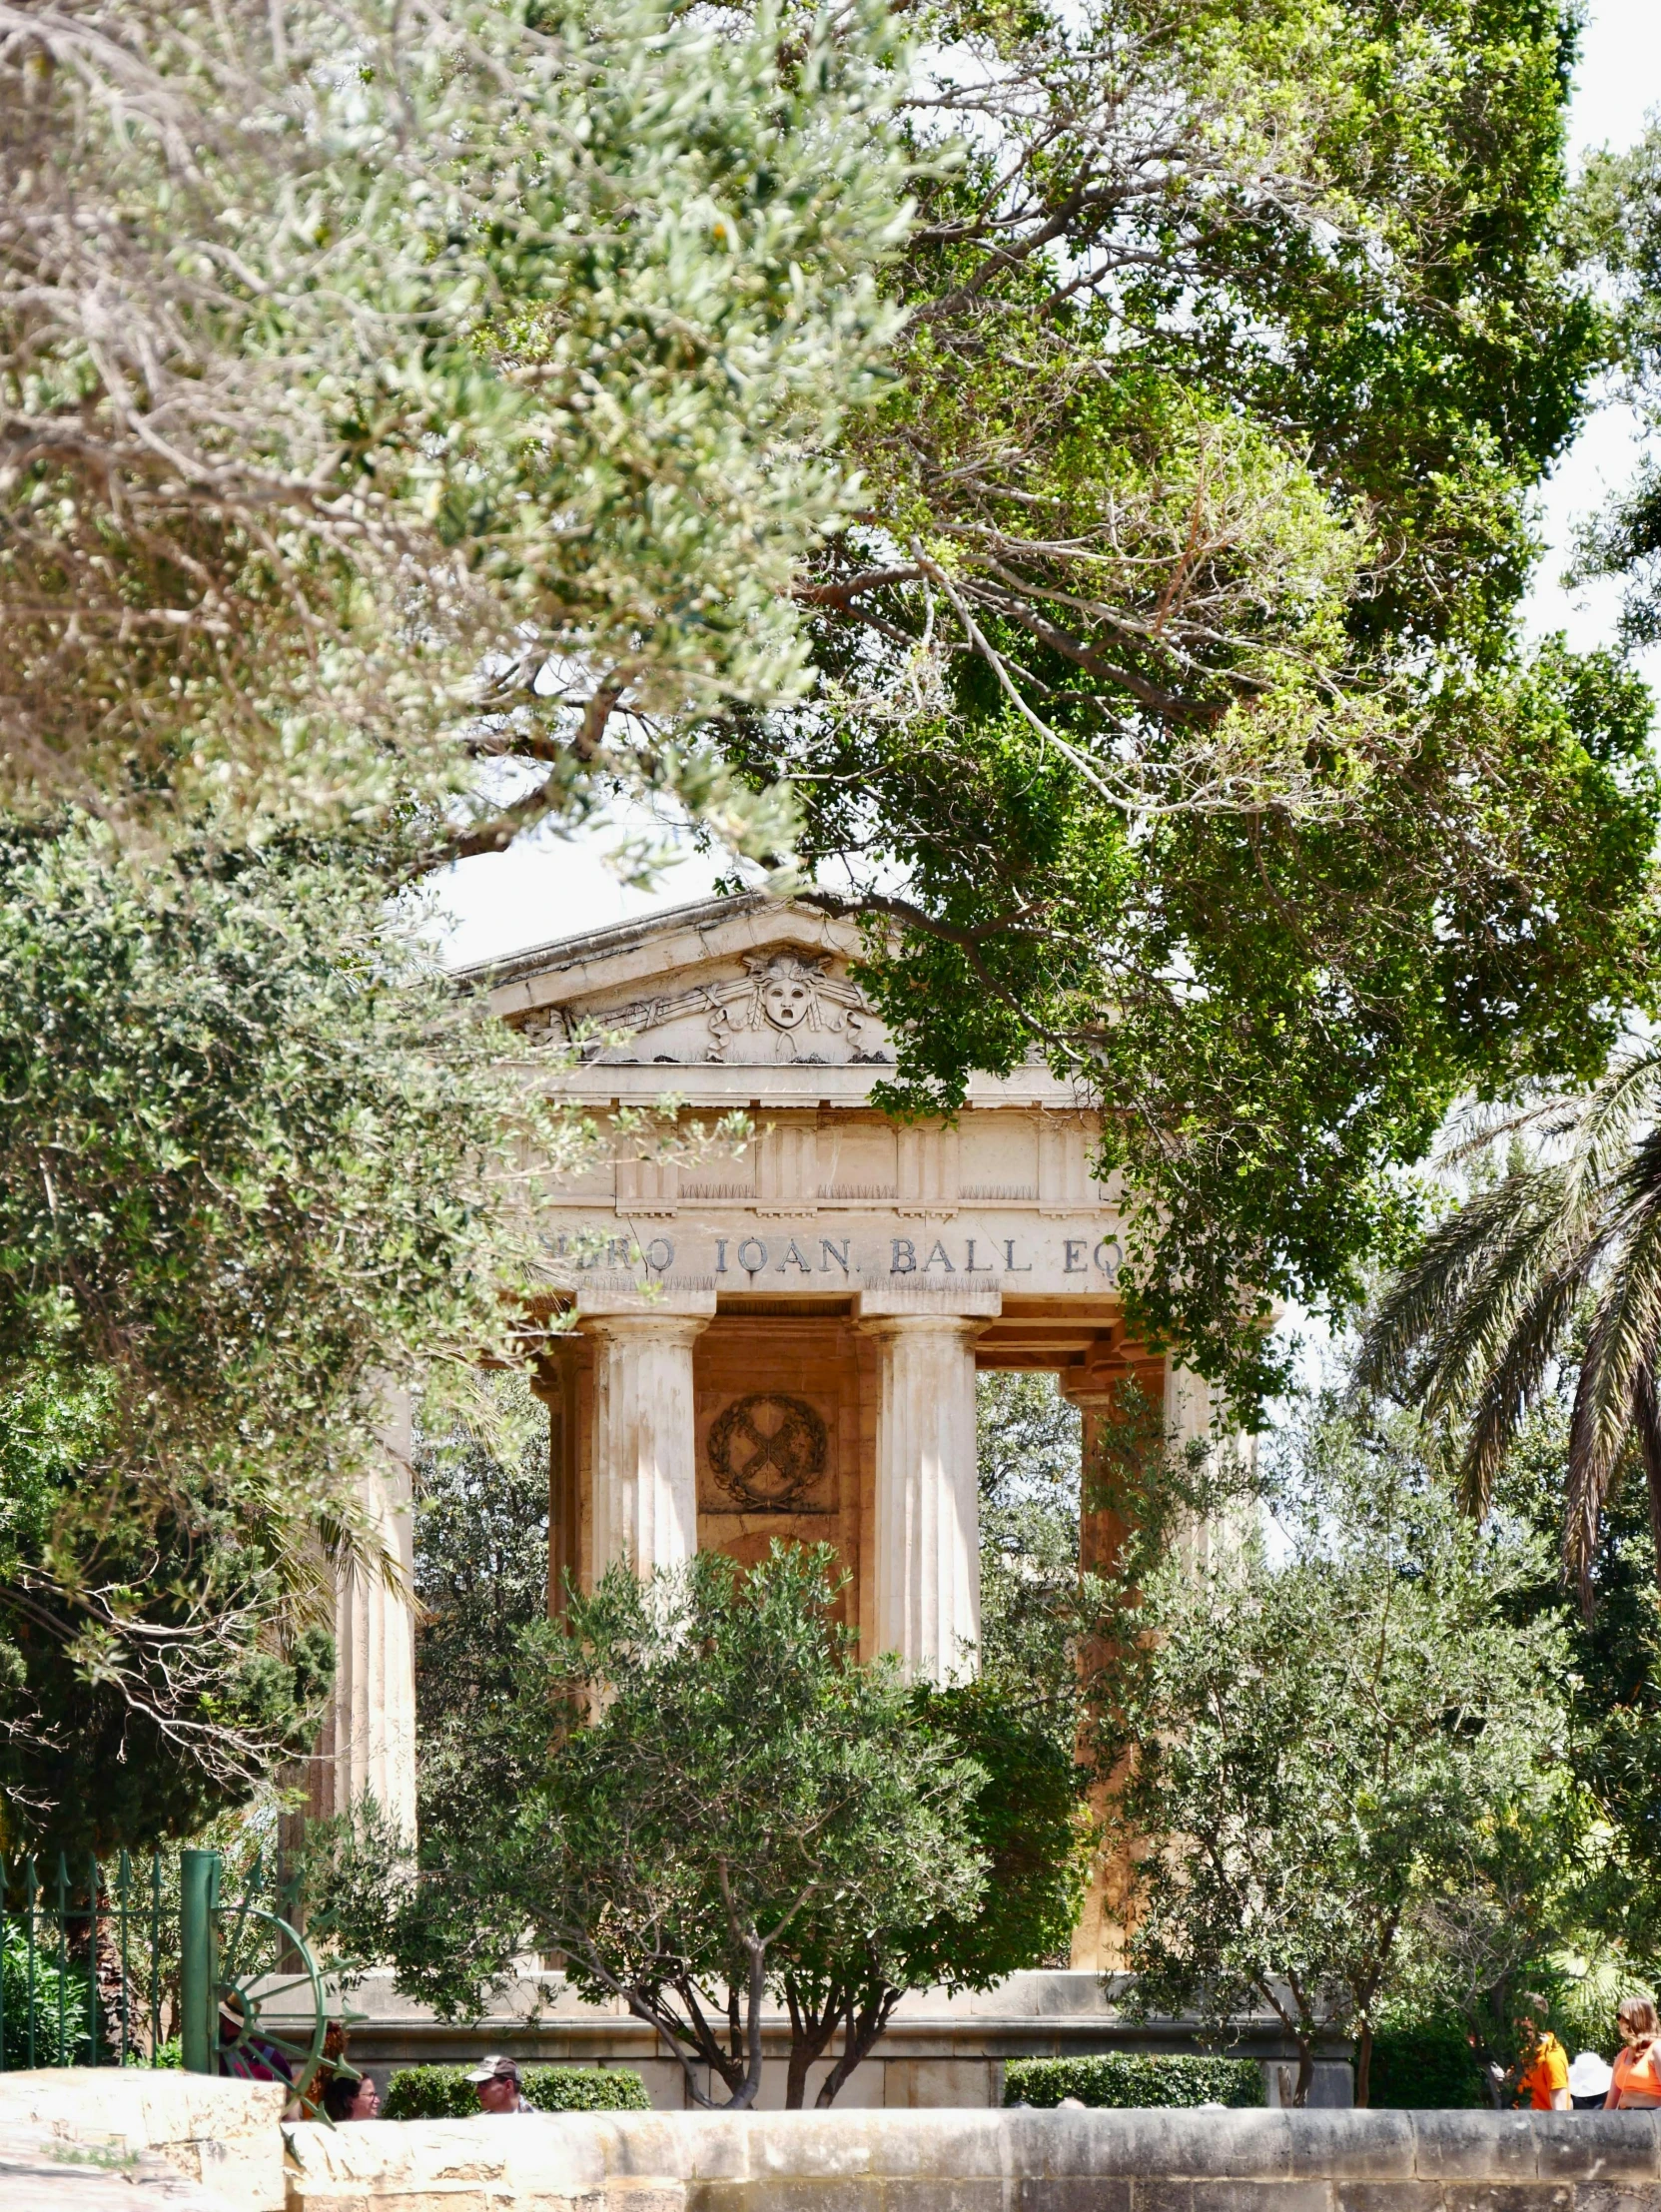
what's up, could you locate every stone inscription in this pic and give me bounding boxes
[548,1228,1124,1280]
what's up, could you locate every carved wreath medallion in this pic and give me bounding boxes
[706,1393,829,1512]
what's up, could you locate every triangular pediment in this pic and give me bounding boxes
[461,895,894,1070]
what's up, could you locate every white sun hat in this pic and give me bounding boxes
[1568,2051,1614,2101]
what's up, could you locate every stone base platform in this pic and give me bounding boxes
[340,1971,1354,2111]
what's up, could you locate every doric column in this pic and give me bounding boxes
[859,1313,985,1685]
[586,1313,708,1578]
[1060,1369,1136,1972]
[530,1341,581,1616]
[314,1391,418,1838]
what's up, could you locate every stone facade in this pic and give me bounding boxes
[317,892,1213,1974]
[487,894,1190,1705]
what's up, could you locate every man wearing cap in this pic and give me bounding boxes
[467,2056,532,2113]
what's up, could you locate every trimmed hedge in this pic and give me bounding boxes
[1367,2021,1485,2110]
[1004,2054,1261,2109]
[381,2064,651,2120]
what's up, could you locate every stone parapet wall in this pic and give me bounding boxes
[282,2105,1661,2212]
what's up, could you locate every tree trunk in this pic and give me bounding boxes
[783,2045,812,2111]
[727,1941,768,2110]
[781,1983,840,2109]
[1354,2021,1373,2110]
[1292,2037,1314,2108]
[816,1986,901,2107]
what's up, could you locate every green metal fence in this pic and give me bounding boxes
[0,1845,334,2102]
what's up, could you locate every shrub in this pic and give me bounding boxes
[1366,2021,1485,2109]
[1003,2054,1261,2108]
[381,2064,650,2120]
[1,1924,88,2066]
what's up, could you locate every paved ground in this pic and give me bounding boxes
[0,2127,240,2212]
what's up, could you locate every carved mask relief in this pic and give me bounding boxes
[761,967,815,1031]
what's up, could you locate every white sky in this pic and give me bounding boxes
[430,0,1661,975]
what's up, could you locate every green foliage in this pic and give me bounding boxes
[1544,1947,1651,2065]
[1109,1400,1576,2107]
[735,0,1658,1401]
[1572,122,1661,647]
[1003,2054,1260,2110]
[397,1394,1088,2111]
[769,1679,1089,2107]
[1,0,909,864]
[380,2065,649,2120]
[910,1683,1088,1986]
[412,1376,554,1842]
[976,1374,1082,1753]
[1359,1047,1661,1609]
[1490,1388,1661,1964]
[311,1545,991,2110]
[0,1921,88,2067]
[0,822,584,1851]
[1366,2021,1486,2110]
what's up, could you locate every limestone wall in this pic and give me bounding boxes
[284,2105,1661,2212]
[0,2068,287,2208]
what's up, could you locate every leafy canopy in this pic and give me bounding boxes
[725,0,1658,1396]
[0,821,579,1851]
[1108,1401,1575,2107]
[1572,119,1661,647]
[314,1542,1084,2108]
[0,0,908,859]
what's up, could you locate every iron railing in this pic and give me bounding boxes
[0,1845,334,2100]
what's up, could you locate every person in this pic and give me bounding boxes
[1606,1997,1661,2109]
[1514,1994,1570,2112]
[467,2055,533,2113]
[1568,2050,1614,2110]
[321,2072,382,2123]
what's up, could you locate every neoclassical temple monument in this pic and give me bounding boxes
[315,894,1220,2065]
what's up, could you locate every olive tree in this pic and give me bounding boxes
[0,0,908,857]
[322,1543,1088,2106]
[0,822,586,1849]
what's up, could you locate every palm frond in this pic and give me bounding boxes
[1567,1045,1661,1193]
[1412,1173,1590,1428]
[1355,1168,1566,1398]
[1567,1188,1661,1604]
[1629,1365,1661,1615]
[1456,1262,1593,1520]
[1435,1090,1586,1170]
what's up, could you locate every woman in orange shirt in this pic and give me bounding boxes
[1605,1997,1661,2109]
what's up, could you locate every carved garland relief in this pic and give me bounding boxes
[518,952,891,1067]
[705,1392,830,1513]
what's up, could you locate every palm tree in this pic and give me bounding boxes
[1356,1045,1661,1611]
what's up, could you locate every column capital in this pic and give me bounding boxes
[580,1309,710,1349]
[1060,1375,1131,1411]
